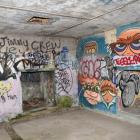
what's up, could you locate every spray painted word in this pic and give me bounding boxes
[113,54,140,66]
[0,36,61,54]
[79,58,102,79]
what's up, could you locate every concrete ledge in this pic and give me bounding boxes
[84,107,140,126]
[0,106,81,126]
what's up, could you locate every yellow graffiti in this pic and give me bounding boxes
[0,81,12,95]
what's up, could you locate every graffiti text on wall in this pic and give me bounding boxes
[113,54,140,66]
[55,63,73,95]
[79,58,102,79]
[0,36,62,72]
[79,56,113,80]
[0,36,61,54]
[78,55,116,113]
[26,51,51,65]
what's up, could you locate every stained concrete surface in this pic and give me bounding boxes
[0,109,140,140]
[0,0,139,37]
[7,109,140,140]
[0,128,11,140]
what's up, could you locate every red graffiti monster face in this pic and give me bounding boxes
[110,29,140,56]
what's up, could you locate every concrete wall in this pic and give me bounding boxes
[0,34,78,121]
[77,21,140,114]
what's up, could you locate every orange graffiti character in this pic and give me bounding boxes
[100,80,117,104]
[110,29,140,56]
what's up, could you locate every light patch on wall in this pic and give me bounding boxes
[105,29,116,44]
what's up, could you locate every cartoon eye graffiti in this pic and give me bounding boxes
[114,43,126,52]
[131,39,140,50]
[94,86,100,93]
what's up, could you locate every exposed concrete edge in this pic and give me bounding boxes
[2,105,139,127]
[83,107,140,126]
[0,106,81,128]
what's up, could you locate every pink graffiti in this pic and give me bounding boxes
[79,58,102,79]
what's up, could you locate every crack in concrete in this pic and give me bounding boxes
[4,122,23,140]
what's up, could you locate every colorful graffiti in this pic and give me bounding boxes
[110,29,140,56]
[84,41,97,54]
[0,35,79,121]
[109,28,140,67]
[79,55,113,80]
[100,80,116,109]
[78,38,117,113]
[79,58,101,79]
[76,36,107,60]
[116,71,140,107]
[79,73,117,113]
[108,22,140,109]
[113,54,140,66]
[79,76,101,105]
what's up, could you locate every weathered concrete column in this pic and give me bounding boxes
[46,71,56,106]
[40,71,56,106]
[40,72,48,106]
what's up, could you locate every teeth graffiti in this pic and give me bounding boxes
[84,41,97,54]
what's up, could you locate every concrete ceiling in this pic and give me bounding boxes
[0,0,139,38]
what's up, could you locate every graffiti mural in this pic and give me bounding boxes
[109,28,140,67]
[100,80,116,109]
[0,36,62,71]
[110,29,140,56]
[55,46,78,105]
[108,22,140,108]
[77,37,117,113]
[0,35,78,120]
[116,71,140,107]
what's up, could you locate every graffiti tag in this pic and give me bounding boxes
[55,63,73,95]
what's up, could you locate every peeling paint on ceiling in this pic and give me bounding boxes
[0,0,139,38]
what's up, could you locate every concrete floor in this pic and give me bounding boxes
[1,109,140,140]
